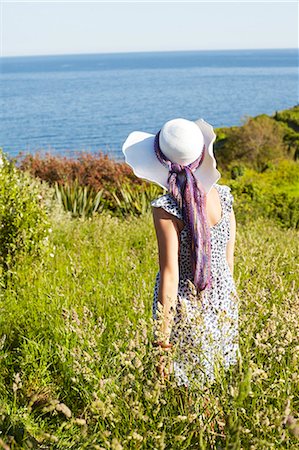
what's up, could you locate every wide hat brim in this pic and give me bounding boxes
[122,118,221,194]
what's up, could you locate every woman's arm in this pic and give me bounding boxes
[226,207,236,276]
[152,206,180,344]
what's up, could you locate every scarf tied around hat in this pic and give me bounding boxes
[154,130,213,294]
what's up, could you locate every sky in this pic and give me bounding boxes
[1,1,298,57]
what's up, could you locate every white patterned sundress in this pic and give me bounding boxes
[151,183,240,388]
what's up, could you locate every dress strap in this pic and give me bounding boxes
[151,194,183,221]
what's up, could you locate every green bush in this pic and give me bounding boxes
[54,180,105,218]
[223,160,299,229]
[274,104,299,129]
[228,163,246,179]
[264,191,299,229]
[110,181,165,217]
[53,179,165,218]
[215,105,299,169]
[0,149,51,281]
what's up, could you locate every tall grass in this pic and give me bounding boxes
[0,208,298,448]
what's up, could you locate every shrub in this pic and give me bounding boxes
[110,181,165,217]
[214,105,299,169]
[53,179,165,218]
[274,104,299,130]
[0,149,51,282]
[264,191,299,229]
[274,105,299,160]
[16,150,140,192]
[54,180,105,219]
[224,160,299,229]
[228,163,246,180]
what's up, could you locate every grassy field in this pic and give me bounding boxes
[0,206,298,449]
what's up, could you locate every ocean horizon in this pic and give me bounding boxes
[1,48,298,161]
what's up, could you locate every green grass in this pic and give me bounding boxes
[0,210,298,449]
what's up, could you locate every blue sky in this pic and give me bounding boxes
[1,1,298,57]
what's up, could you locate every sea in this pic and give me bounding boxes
[0,48,298,161]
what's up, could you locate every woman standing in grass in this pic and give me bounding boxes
[122,118,239,388]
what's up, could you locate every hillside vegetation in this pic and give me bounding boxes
[11,105,299,228]
[0,210,298,448]
[0,105,298,448]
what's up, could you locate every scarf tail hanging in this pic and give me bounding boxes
[154,131,213,294]
[183,167,212,292]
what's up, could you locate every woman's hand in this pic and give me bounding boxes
[156,350,174,381]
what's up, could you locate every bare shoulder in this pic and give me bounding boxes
[152,205,182,234]
[151,193,184,232]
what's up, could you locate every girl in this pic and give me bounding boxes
[122,118,239,388]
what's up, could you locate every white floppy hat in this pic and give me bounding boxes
[122,117,221,194]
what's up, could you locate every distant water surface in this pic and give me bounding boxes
[0,48,298,160]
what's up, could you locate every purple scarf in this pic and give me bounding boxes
[154,130,212,293]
